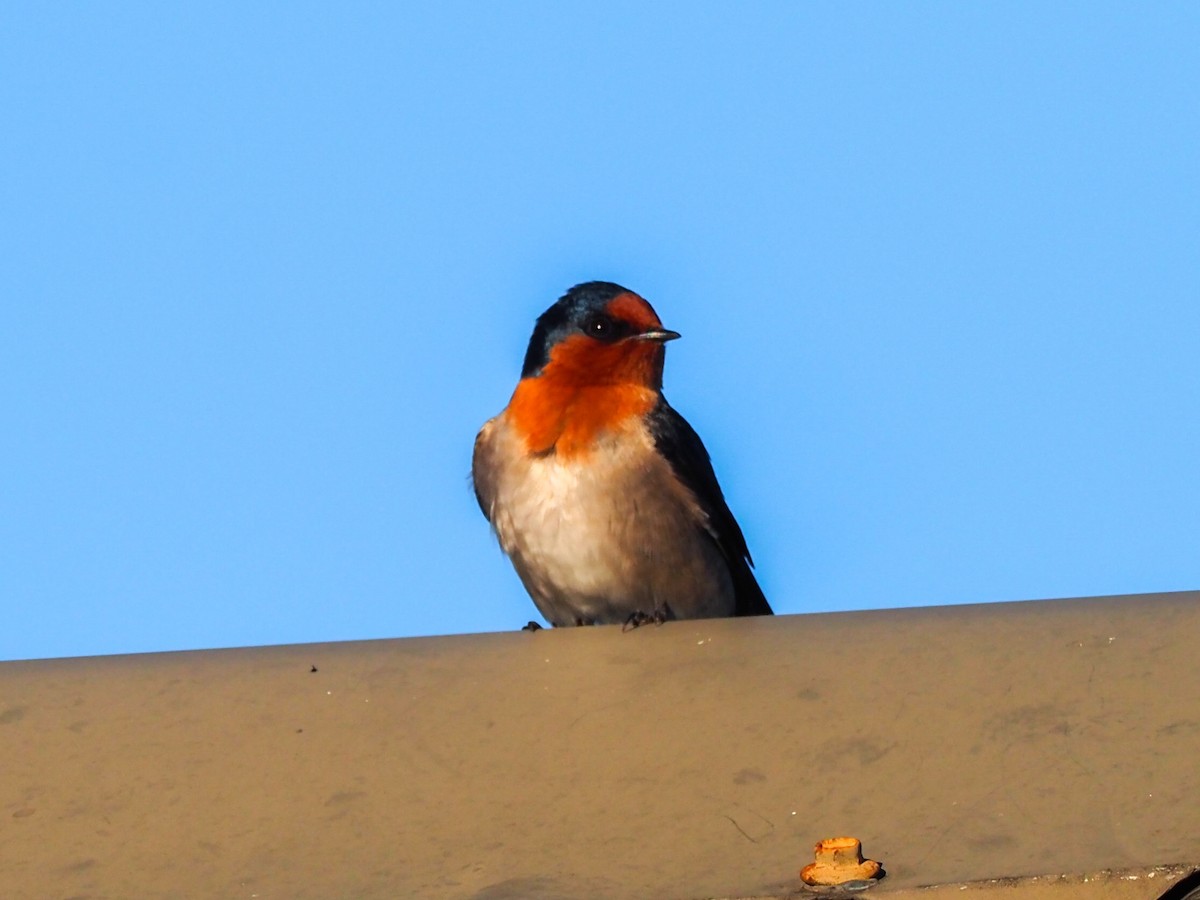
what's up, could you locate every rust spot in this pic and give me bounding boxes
[800,836,883,887]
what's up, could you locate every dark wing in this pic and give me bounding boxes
[646,397,773,617]
[471,420,500,523]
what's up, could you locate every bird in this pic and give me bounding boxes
[472,281,772,628]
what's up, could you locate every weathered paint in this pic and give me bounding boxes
[2,592,1198,898]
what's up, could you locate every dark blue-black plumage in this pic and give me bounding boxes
[645,397,773,617]
[521,281,632,378]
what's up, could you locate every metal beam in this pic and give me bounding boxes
[2,591,1198,898]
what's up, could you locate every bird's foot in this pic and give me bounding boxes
[521,621,543,632]
[621,608,669,631]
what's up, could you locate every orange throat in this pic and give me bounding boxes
[506,336,662,458]
[507,378,656,458]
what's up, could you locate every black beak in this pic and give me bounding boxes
[635,328,681,343]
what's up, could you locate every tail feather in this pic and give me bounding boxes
[732,561,773,617]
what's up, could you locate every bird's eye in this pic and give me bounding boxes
[584,314,620,341]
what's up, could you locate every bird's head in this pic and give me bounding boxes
[521,281,680,389]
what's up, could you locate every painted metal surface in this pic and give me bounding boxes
[2,591,1198,898]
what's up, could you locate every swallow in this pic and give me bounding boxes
[472,281,772,627]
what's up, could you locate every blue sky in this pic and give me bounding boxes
[3,4,1197,660]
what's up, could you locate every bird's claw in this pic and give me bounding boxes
[622,608,669,631]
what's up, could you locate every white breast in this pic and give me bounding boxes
[476,416,734,625]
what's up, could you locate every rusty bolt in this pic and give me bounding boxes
[800,836,883,887]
